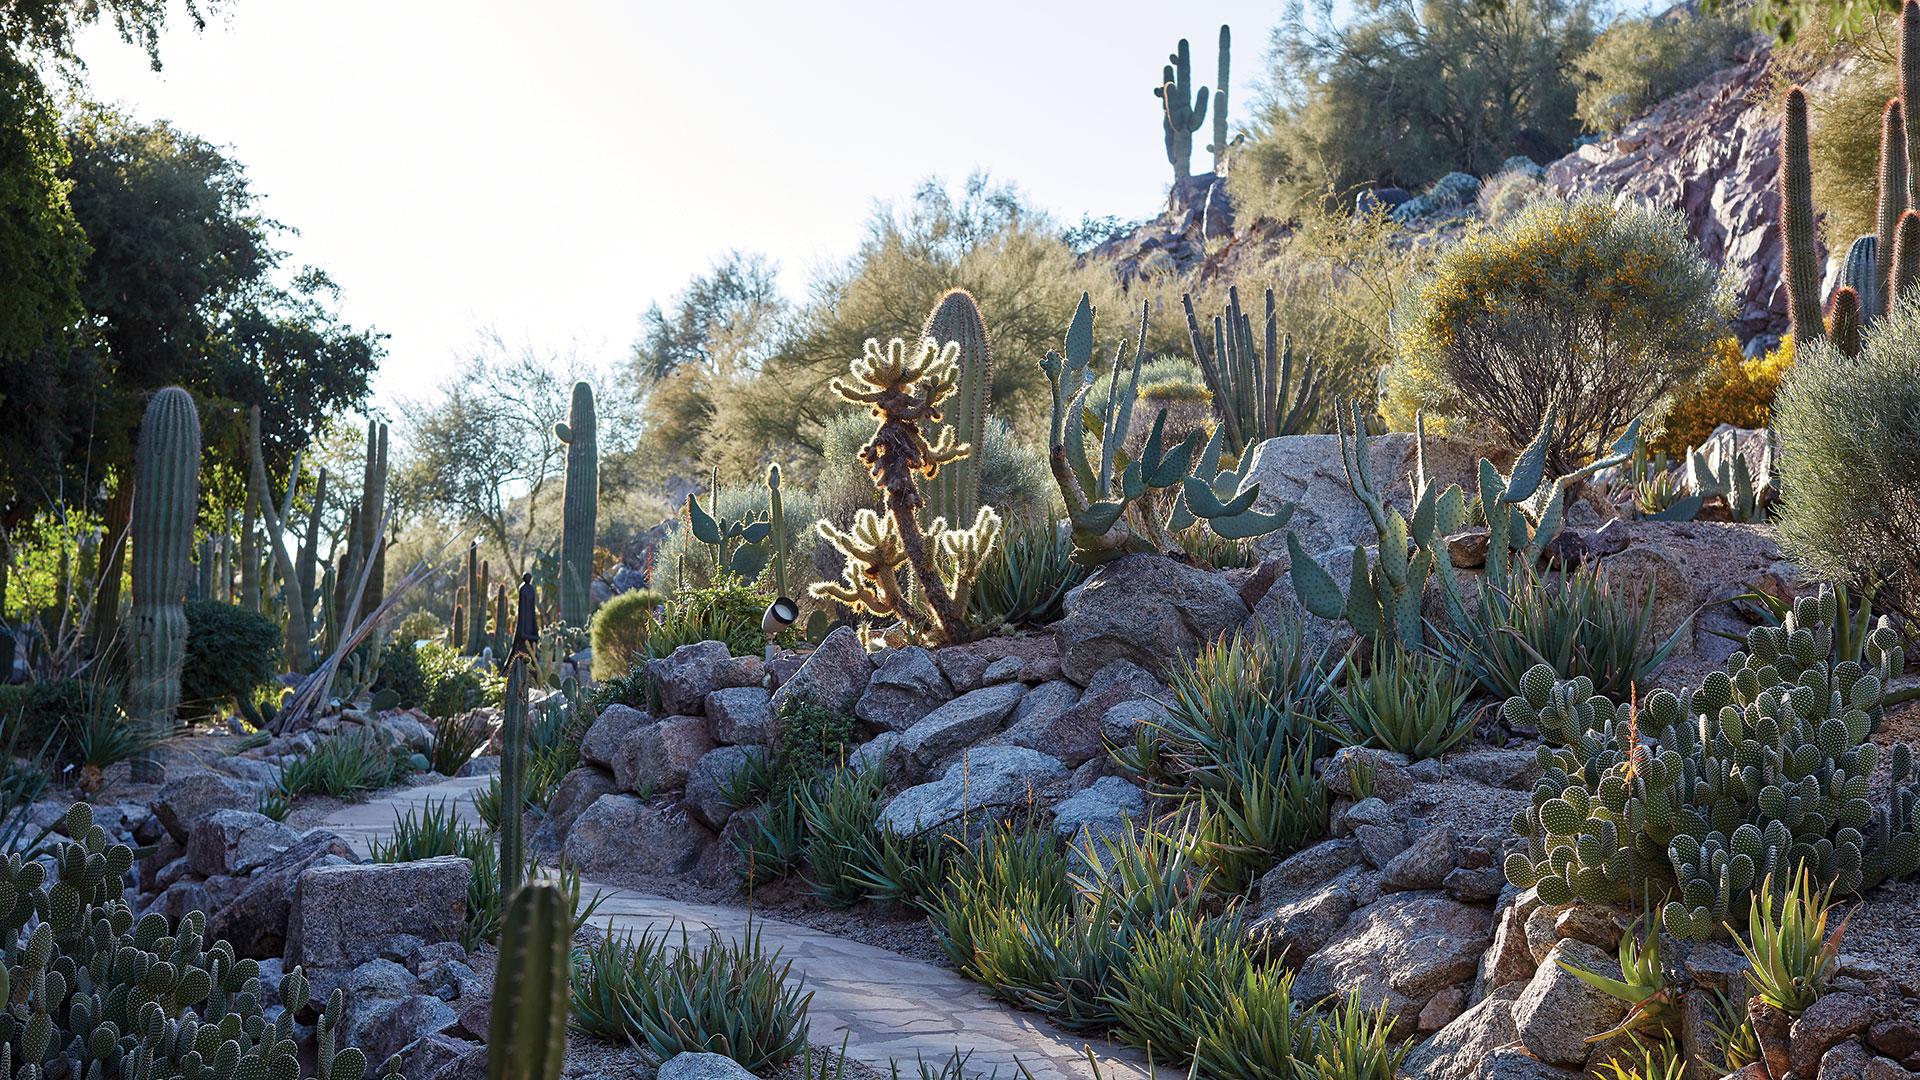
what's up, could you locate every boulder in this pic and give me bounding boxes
[288,857,471,970]
[685,745,765,831]
[710,654,766,690]
[353,994,460,1072]
[1097,698,1172,751]
[563,793,713,877]
[1246,865,1379,965]
[1447,749,1542,790]
[1354,823,1409,868]
[855,647,954,732]
[998,680,1081,747]
[659,1053,758,1080]
[207,830,357,959]
[1011,659,1163,767]
[154,772,259,843]
[1511,939,1629,1066]
[1816,1041,1874,1080]
[185,809,298,877]
[1235,433,1484,564]
[706,686,776,745]
[1050,776,1148,842]
[1332,797,1397,837]
[1054,554,1248,684]
[771,626,872,715]
[1791,993,1873,1076]
[879,747,1067,835]
[1401,985,1524,1080]
[1381,825,1457,892]
[644,640,732,715]
[580,704,649,770]
[528,766,621,854]
[405,1034,487,1080]
[611,715,715,794]
[1324,747,1413,801]
[1253,838,1365,899]
[1294,892,1493,1029]
[1469,1048,1585,1080]
[898,683,1027,767]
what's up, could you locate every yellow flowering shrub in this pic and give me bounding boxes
[1653,336,1793,456]
[1388,196,1732,473]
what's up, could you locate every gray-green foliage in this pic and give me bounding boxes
[1775,320,1920,625]
[1501,586,1919,938]
[1573,4,1757,135]
[0,802,384,1080]
[655,479,820,596]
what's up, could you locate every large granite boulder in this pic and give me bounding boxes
[1053,554,1247,684]
[855,646,954,732]
[897,683,1027,768]
[154,772,259,844]
[563,793,712,878]
[771,626,872,716]
[1293,892,1494,1029]
[289,857,472,970]
[879,747,1067,835]
[644,640,732,716]
[207,830,356,959]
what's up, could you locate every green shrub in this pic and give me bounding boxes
[590,588,661,680]
[179,599,283,722]
[1775,321,1920,624]
[1573,5,1756,136]
[569,925,811,1069]
[278,727,413,799]
[424,670,484,719]
[1388,196,1730,473]
[0,678,98,767]
[1327,646,1475,761]
[646,580,791,659]
[370,636,428,710]
[431,710,490,776]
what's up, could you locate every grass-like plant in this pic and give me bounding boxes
[1110,910,1252,1064]
[736,793,808,889]
[798,763,885,907]
[1706,990,1761,1073]
[431,709,491,776]
[1308,994,1411,1080]
[968,511,1086,630]
[569,925,812,1070]
[1729,867,1848,1017]
[1326,646,1474,760]
[1157,623,1329,783]
[1593,1036,1688,1080]
[1444,562,1686,700]
[1192,964,1313,1080]
[278,727,413,799]
[1195,741,1327,894]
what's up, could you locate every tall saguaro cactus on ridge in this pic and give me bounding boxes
[1155,38,1208,183]
[921,289,991,530]
[1208,25,1232,175]
[556,381,598,628]
[128,388,201,782]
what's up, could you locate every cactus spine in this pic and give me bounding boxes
[487,881,570,1080]
[1182,285,1321,455]
[1155,38,1208,183]
[1895,208,1920,305]
[1782,87,1825,344]
[555,381,598,628]
[1208,25,1231,174]
[1842,235,1881,325]
[1904,0,1920,202]
[127,388,200,782]
[922,289,991,531]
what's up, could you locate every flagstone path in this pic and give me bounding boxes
[322,777,1164,1080]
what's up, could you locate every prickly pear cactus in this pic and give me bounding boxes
[1502,585,1920,939]
[0,803,393,1080]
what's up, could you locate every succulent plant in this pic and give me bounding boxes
[1684,434,1777,524]
[1840,235,1880,325]
[128,387,201,783]
[1155,37,1209,183]
[811,335,1000,645]
[1181,286,1320,455]
[555,381,598,628]
[687,470,777,585]
[247,406,328,674]
[1501,584,1920,938]
[1828,286,1863,357]
[1040,293,1293,567]
[1207,25,1232,175]
[1781,87,1825,344]
[487,882,570,1080]
[921,289,991,533]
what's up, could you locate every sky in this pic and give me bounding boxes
[71,0,1291,414]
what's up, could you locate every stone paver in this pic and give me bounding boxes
[323,775,1161,1080]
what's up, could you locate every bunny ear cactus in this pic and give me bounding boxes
[1500,583,1920,939]
[1154,37,1209,183]
[687,474,777,584]
[810,335,1000,645]
[128,387,202,783]
[1040,293,1294,567]
[555,381,598,628]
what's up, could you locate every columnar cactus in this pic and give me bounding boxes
[487,882,570,1080]
[1181,285,1321,454]
[1501,585,1920,939]
[128,387,200,782]
[1829,287,1863,356]
[500,586,534,892]
[1904,0,1920,201]
[493,582,510,657]
[1155,38,1209,183]
[1841,235,1880,326]
[354,419,389,626]
[1894,208,1920,306]
[1782,87,1825,345]
[767,463,789,602]
[1874,100,1906,320]
[921,289,991,531]
[469,560,491,655]
[1208,25,1232,175]
[555,381,598,628]
[811,336,1001,645]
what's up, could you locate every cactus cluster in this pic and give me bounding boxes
[811,334,1000,645]
[128,387,202,783]
[1502,585,1920,939]
[1040,293,1293,567]
[1181,286,1321,455]
[555,381,598,629]
[1683,435,1777,524]
[685,465,790,588]
[0,803,388,1079]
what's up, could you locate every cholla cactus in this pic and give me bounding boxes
[1502,584,1920,939]
[813,336,999,645]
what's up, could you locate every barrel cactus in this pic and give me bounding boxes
[127,387,201,783]
[555,381,598,628]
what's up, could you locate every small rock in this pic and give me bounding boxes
[1049,776,1147,842]
[854,647,954,732]
[405,1033,488,1080]
[1817,1040,1874,1080]
[1871,1021,1920,1061]
[1323,746,1412,800]
[1332,797,1396,837]
[1471,1047,1584,1080]
[1353,823,1408,868]
[659,1053,757,1080]
[1419,986,1468,1031]
[981,656,1023,685]
[185,809,298,877]
[1448,748,1543,790]
[1096,698,1172,750]
[1553,902,1627,952]
[1860,1056,1914,1080]
[709,654,766,690]
[706,687,776,745]
[644,640,732,715]
[1443,865,1507,903]
[844,732,901,780]
[354,994,460,1072]
[1293,892,1492,1029]
[1400,984,1522,1080]
[1792,993,1873,1076]
[1381,825,1456,891]
[580,705,648,770]
[771,626,873,715]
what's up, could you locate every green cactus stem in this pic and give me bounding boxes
[355,420,388,627]
[767,463,789,601]
[1877,98,1907,320]
[1208,25,1232,174]
[1904,0,1920,203]
[463,541,481,656]
[248,405,317,675]
[487,881,570,1080]
[452,592,467,657]
[1181,285,1321,455]
[1894,208,1920,307]
[556,381,599,628]
[1829,285,1862,356]
[921,288,991,531]
[128,387,201,783]
[494,582,510,657]
[1782,87,1825,344]
[500,596,533,892]
[1841,235,1880,325]
[1155,37,1209,183]
[470,559,491,655]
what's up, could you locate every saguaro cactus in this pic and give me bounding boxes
[1155,38,1208,183]
[354,420,388,626]
[1208,25,1232,174]
[921,289,991,530]
[555,381,598,627]
[128,388,201,782]
[1782,87,1825,345]
[487,881,571,1080]
[499,591,533,893]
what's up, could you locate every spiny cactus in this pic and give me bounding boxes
[555,381,598,628]
[1685,433,1777,523]
[1155,37,1209,183]
[686,469,779,584]
[1894,208,1920,306]
[501,648,530,895]
[1782,88,1825,344]
[811,336,1000,645]
[1502,584,1920,939]
[493,582,510,658]
[1040,293,1294,567]
[1207,25,1231,174]
[1841,235,1880,326]
[767,463,790,603]
[128,387,201,783]
[0,802,387,1080]
[354,419,389,628]
[487,882,570,1080]
[248,406,317,674]
[1874,101,1906,321]
[1181,286,1320,455]
[1904,0,1920,200]
[922,289,991,532]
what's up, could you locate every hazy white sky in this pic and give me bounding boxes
[71,0,1288,412]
